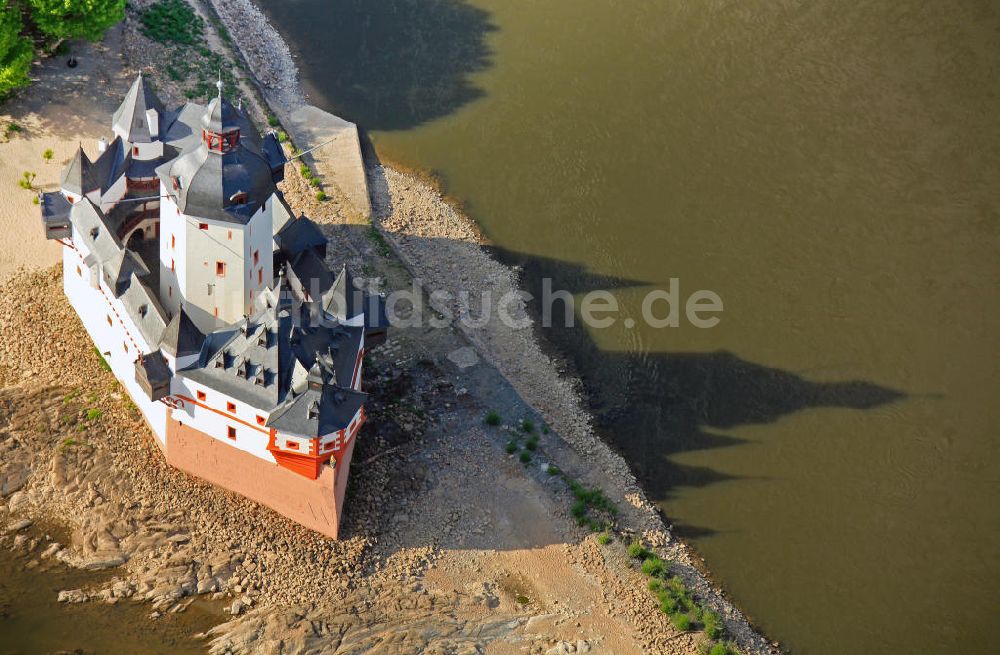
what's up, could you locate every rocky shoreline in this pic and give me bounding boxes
[0,2,780,654]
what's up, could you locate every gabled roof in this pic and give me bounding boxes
[322,264,364,323]
[120,275,169,346]
[161,308,205,358]
[102,248,150,297]
[275,216,327,259]
[112,74,165,143]
[61,137,129,196]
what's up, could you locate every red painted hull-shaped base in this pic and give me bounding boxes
[164,418,356,539]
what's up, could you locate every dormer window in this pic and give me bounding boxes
[307,400,320,420]
[230,191,247,205]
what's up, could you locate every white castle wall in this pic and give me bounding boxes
[62,241,168,445]
[167,375,276,463]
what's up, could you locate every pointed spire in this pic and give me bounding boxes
[112,73,164,144]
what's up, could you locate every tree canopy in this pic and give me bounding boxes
[0,3,32,99]
[25,0,126,42]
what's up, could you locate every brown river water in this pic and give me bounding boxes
[254,1,1000,652]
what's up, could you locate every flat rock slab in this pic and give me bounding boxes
[447,346,479,369]
[282,104,371,220]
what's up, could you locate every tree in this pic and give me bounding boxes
[26,0,126,43]
[0,3,32,98]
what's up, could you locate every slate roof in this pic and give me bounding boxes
[61,137,129,196]
[266,374,366,437]
[156,136,276,224]
[161,308,205,358]
[274,216,327,259]
[112,74,165,143]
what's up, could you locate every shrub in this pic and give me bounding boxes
[315,191,327,201]
[7,122,21,133]
[570,500,587,519]
[140,0,205,44]
[525,436,538,451]
[18,171,35,190]
[85,408,102,422]
[519,451,531,464]
[515,595,530,605]
[709,644,733,655]
[32,196,39,205]
[61,437,78,447]
[310,178,321,188]
[267,114,280,127]
[42,148,54,161]
[299,163,311,177]
[504,440,517,454]
[671,612,691,631]
[627,540,649,559]
[597,531,611,545]
[277,131,288,142]
[703,609,724,640]
[542,425,549,434]
[546,464,559,476]
[520,419,534,433]
[641,556,666,577]
[484,411,501,426]
[647,579,661,592]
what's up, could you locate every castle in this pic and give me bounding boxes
[39,75,388,538]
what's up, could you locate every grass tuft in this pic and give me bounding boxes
[484,411,501,426]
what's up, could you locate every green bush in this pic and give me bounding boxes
[641,556,666,577]
[17,171,35,190]
[520,419,534,433]
[85,408,102,422]
[140,0,204,44]
[299,163,311,177]
[484,411,501,426]
[315,191,328,201]
[597,531,611,545]
[267,114,280,127]
[627,540,649,559]
[703,609,724,640]
[519,451,531,464]
[525,436,538,451]
[504,440,517,454]
[310,178,321,188]
[546,464,559,476]
[709,643,733,655]
[671,612,691,631]
[647,579,661,592]
[42,148,54,161]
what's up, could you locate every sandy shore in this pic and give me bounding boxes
[0,2,779,654]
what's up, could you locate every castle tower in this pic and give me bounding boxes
[156,82,279,333]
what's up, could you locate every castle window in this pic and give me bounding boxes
[258,268,263,285]
[76,265,81,277]
[216,261,226,276]
[230,192,247,205]
[228,230,232,240]
[253,250,259,266]
[227,426,237,440]
[171,258,175,271]
[199,223,208,230]
[168,286,172,298]
[227,401,236,413]
[196,390,207,401]
[286,441,299,450]
[133,146,139,156]
[171,235,175,248]
[106,314,113,326]
[256,415,266,426]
